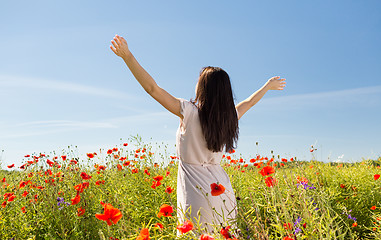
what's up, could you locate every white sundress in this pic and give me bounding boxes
[176,99,237,235]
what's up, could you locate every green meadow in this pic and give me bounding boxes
[1,138,380,240]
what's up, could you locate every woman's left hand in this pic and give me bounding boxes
[110,35,131,58]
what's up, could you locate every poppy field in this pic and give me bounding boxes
[1,137,381,240]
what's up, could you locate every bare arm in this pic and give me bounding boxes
[236,76,286,120]
[110,35,183,119]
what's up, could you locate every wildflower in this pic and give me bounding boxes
[265,176,277,187]
[177,220,194,234]
[132,168,139,174]
[71,194,81,205]
[113,147,118,152]
[77,207,85,216]
[144,169,150,176]
[352,222,358,227]
[284,223,292,230]
[210,183,226,196]
[200,235,215,240]
[22,191,29,197]
[107,149,113,154]
[95,203,122,226]
[136,228,149,240]
[19,180,28,189]
[371,206,377,210]
[123,143,128,146]
[303,223,307,228]
[57,197,71,210]
[21,206,26,213]
[124,161,131,166]
[220,226,233,239]
[340,184,346,189]
[80,172,92,180]
[375,174,380,181]
[153,175,163,182]
[166,171,170,176]
[61,155,67,161]
[87,153,95,158]
[154,222,164,230]
[151,181,162,189]
[2,201,6,208]
[283,237,293,240]
[165,186,174,194]
[157,204,173,218]
[7,195,16,202]
[7,164,15,168]
[117,164,123,171]
[259,166,275,176]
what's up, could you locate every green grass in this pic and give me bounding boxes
[0,138,380,240]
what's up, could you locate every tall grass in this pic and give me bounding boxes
[0,137,380,239]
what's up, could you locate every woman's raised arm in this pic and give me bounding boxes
[110,35,183,119]
[235,76,286,120]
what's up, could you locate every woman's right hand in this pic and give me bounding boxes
[110,34,131,59]
[266,76,286,90]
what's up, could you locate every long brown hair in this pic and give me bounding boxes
[192,66,239,152]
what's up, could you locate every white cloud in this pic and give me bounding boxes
[259,85,381,107]
[0,74,137,100]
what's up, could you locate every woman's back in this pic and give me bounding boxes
[176,99,224,166]
[176,98,237,235]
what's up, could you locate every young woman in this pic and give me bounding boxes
[110,35,286,235]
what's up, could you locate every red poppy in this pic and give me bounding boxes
[340,184,346,189]
[157,204,173,218]
[228,149,235,154]
[77,207,85,216]
[284,223,292,230]
[303,223,307,228]
[7,195,16,202]
[211,183,226,196]
[352,222,357,227]
[136,228,149,240]
[117,164,123,171]
[87,153,95,158]
[22,191,29,197]
[259,166,275,176]
[2,201,6,208]
[283,237,293,240]
[144,169,150,176]
[7,164,15,168]
[19,181,28,189]
[151,181,162,189]
[220,226,232,239]
[71,193,81,205]
[123,143,128,146]
[200,234,215,240]
[95,203,122,226]
[61,155,67,161]
[24,155,30,158]
[154,222,164,230]
[371,206,377,210]
[98,165,106,171]
[70,159,78,165]
[21,206,26,213]
[177,220,194,234]
[123,161,130,166]
[153,175,163,182]
[265,177,277,187]
[166,171,170,177]
[375,174,380,181]
[107,149,113,154]
[132,168,139,174]
[165,186,174,194]
[80,172,92,180]
[1,178,5,183]
[96,180,105,185]
[113,148,118,152]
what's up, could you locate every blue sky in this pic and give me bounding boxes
[1,0,380,168]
